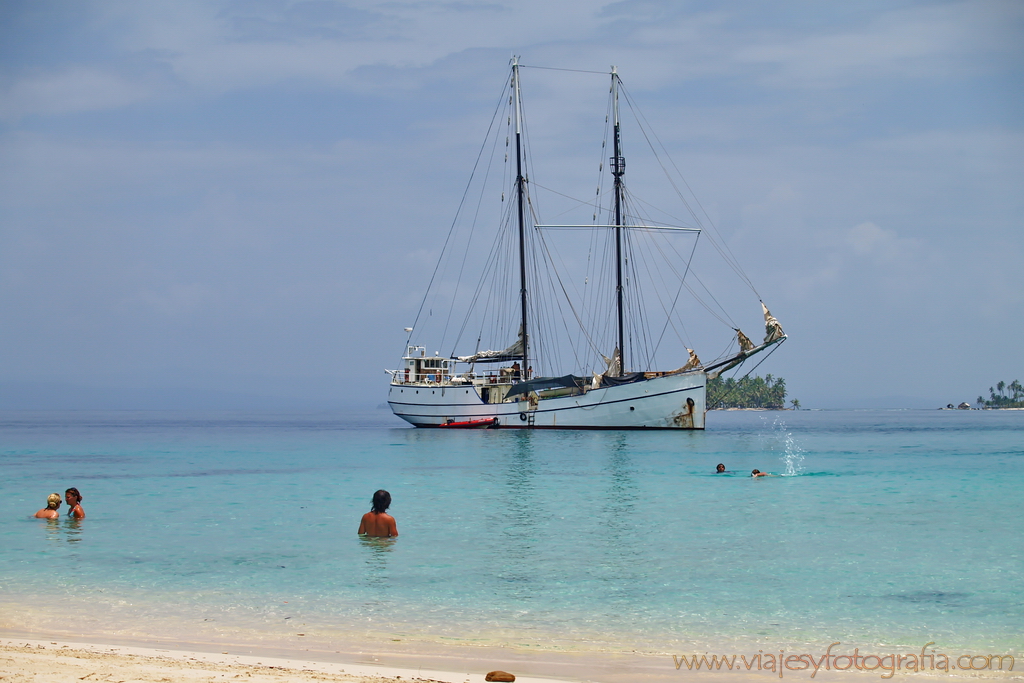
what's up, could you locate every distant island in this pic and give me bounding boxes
[707,374,798,410]
[977,380,1024,409]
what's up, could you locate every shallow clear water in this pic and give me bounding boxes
[1,409,1021,654]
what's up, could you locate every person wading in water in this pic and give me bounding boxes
[358,490,398,537]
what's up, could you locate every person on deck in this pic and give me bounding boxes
[65,487,85,519]
[34,493,62,518]
[358,490,398,537]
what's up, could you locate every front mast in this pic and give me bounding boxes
[513,58,529,379]
[611,66,625,376]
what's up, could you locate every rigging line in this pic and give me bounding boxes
[655,229,729,323]
[634,213,670,367]
[441,92,510,352]
[618,206,647,370]
[535,237,582,373]
[410,69,512,338]
[518,64,610,75]
[619,83,760,298]
[685,271,737,328]
[641,229,698,354]
[626,195,682,351]
[530,180,608,216]
[594,89,612,219]
[535,218,603,361]
[701,331,746,368]
[579,94,612,361]
[630,200,736,330]
[710,337,739,366]
[617,91,703,228]
[627,228,659,369]
[652,231,700,357]
[618,88,757,297]
[451,188,517,353]
[708,339,787,407]
[658,234,738,329]
[628,194,700,230]
[619,185,735,331]
[520,93,540,217]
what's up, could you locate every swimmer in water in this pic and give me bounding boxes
[358,489,398,537]
[65,487,85,519]
[716,463,727,473]
[750,469,776,478]
[34,493,62,518]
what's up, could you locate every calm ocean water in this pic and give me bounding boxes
[1,409,1021,655]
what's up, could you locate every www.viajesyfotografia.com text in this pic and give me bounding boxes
[672,642,1014,678]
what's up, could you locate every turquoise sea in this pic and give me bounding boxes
[1,409,1021,658]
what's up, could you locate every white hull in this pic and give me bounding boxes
[388,371,705,429]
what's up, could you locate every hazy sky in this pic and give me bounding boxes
[1,0,1021,410]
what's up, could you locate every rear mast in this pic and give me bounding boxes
[611,66,626,376]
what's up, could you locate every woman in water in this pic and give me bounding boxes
[358,490,398,537]
[34,493,62,518]
[65,487,85,519]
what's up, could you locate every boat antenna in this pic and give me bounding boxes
[611,65,625,375]
[512,56,529,375]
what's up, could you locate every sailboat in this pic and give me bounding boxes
[387,59,786,429]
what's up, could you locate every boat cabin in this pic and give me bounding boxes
[400,346,452,384]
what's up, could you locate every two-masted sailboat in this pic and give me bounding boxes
[387,60,785,429]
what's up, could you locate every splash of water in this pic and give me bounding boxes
[759,417,805,476]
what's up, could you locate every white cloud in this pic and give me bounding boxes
[0,68,149,122]
[734,2,1023,87]
[846,221,913,262]
[94,0,605,92]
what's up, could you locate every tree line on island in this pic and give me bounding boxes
[978,380,1024,409]
[707,374,798,410]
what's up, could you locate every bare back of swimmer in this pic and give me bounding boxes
[358,489,398,537]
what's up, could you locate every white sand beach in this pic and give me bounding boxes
[3,636,1020,683]
[1,638,569,683]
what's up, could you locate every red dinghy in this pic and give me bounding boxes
[439,417,500,429]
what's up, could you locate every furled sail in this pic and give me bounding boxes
[455,327,524,364]
[736,330,755,353]
[601,347,622,377]
[506,375,585,400]
[670,348,702,373]
[762,303,785,344]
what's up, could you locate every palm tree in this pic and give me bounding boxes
[791,399,801,410]
[997,380,1006,397]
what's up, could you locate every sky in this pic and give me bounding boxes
[1,0,1021,410]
